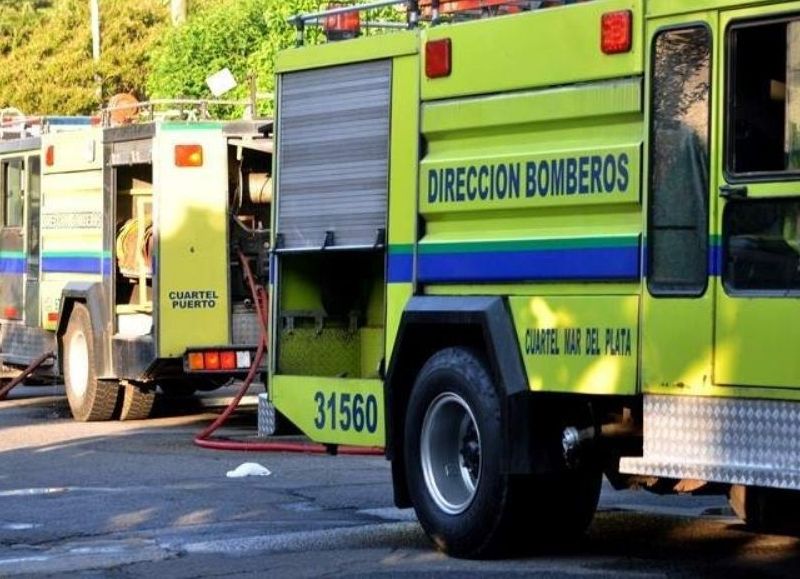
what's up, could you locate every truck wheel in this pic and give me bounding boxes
[404,347,601,558]
[729,485,800,533]
[119,383,155,421]
[404,347,518,558]
[63,303,119,421]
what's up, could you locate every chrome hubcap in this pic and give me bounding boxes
[420,392,481,515]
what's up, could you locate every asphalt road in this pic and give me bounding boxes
[1,383,799,578]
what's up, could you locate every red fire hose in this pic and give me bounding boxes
[193,251,383,457]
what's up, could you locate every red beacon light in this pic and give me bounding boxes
[324,4,361,41]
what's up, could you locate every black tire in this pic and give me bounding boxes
[119,383,155,421]
[729,485,800,533]
[63,303,119,422]
[404,347,601,558]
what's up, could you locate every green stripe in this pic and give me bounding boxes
[393,235,721,256]
[388,244,413,255]
[160,122,224,131]
[0,251,24,259]
[417,236,639,255]
[42,250,108,258]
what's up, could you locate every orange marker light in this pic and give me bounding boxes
[601,10,633,55]
[188,352,205,371]
[45,145,54,167]
[426,39,452,79]
[175,144,203,167]
[203,351,221,370]
[47,312,59,323]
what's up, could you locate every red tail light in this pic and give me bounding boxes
[426,38,452,79]
[601,10,633,55]
[220,351,236,370]
[203,351,221,370]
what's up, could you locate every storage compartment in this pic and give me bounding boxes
[114,164,153,312]
[277,251,385,379]
[275,60,391,251]
[228,141,271,305]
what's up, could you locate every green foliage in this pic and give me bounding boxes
[0,1,52,56]
[0,0,168,115]
[148,0,327,117]
[149,0,408,117]
[0,0,410,116]
[249,0,327,113]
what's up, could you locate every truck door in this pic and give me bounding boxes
[714,7,800,389]
[24,155,40,326]
[642,15,716,392]
[0,157,25,321]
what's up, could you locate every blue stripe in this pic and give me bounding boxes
[42,256,110,275]
[387,253,413,283]
[46,116,92,126]
[709,243,722,277]
[0,257,24,275]
[642,242,723,278]
[388,247,640,284]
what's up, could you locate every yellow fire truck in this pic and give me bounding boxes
[268,0,800,557]
[0,104,272,421]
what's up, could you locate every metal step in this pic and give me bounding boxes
[620,394,800,490]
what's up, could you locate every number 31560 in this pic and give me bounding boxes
[313,391,378,433]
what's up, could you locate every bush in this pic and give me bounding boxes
[148,0,327,117]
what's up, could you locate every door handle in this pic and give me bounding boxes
[719,184,748,200]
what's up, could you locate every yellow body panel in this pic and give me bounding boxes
[155,128,230,357]
[272,375,384,447]
[39,141,104,331]
[510,295,640,395]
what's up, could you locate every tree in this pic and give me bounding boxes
[0,0,53,56]
[0,0,169,115]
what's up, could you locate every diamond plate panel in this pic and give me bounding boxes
[621,395,800,490]
[258,393,276,437]
[232,309,261,346]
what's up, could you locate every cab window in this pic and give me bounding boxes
[647,26,711,296]
[724,199,800,293]
[728,18,800,175]
[2,159,23,228]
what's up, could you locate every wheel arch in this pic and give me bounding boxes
[384,296,534,508]
[57,282,112,379]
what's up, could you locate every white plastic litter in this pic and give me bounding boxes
[226,462,272,478]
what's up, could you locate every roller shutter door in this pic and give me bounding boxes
[276,60,391,250]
